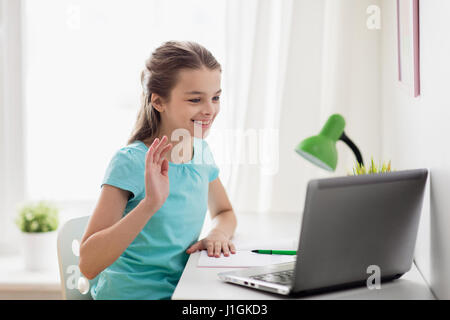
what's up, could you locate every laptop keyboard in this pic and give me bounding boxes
[250,269,294,285]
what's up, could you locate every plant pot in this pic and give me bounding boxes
[21,230,58,272]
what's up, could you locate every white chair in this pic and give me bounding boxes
[57,215,98,300]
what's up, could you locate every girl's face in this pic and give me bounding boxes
[157,67,221,139]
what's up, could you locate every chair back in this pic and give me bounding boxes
[57,215,98,300]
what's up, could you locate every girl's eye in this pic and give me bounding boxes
[189,96,220,103]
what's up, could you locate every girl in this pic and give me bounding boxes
[79,41,237,300]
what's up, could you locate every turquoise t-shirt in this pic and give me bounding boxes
[91,137,219,300]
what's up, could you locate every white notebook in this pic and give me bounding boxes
[197,250,296,268]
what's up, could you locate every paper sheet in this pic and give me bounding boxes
[197,250,296,268]
[230,237,298,251]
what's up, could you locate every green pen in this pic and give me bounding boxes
[251,250,297,255]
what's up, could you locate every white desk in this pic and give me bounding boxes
[172,211,435,300]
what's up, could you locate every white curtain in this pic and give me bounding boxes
[0,0,26,254]
[211,0,382,216]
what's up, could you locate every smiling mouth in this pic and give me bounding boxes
[191,119,212,127]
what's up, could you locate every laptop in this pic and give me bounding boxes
[218,169,428,296]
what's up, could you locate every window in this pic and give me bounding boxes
[22,0,226,217]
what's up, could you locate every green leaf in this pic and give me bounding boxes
[350,157,393,176]
[15,201,59,233]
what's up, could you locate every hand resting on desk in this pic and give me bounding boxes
[186,228,237,257]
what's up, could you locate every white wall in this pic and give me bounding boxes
[381,0,450,299]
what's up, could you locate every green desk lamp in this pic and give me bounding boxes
[295,114,364,171]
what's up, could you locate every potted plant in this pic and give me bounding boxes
[348,157,394,176]
[15,200,60,271]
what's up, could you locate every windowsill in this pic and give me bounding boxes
[0,254,61,292]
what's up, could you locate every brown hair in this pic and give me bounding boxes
[127,41,221,145]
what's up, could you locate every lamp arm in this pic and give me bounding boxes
[339,131,364,166]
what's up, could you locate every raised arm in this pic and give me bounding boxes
[79,136,172,279]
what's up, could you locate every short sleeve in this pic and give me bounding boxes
[101,148,143,201]
[201,140,220,182]
[209,163,220,182]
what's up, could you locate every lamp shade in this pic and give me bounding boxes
[295,114,346,171]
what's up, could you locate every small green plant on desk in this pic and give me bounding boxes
[348,157,394,176]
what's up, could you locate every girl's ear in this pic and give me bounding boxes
[151,94,165,113]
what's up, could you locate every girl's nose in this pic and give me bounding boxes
[203,102,215,115]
